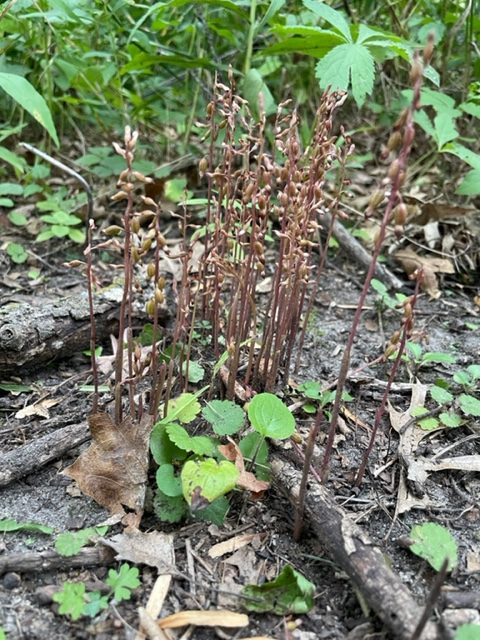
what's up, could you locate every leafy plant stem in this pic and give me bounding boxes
[293,410,322,541]
[319,50,427,482]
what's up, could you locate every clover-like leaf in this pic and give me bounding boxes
[53,582,87,621]
[106,563,140,602]
[165,423,216,456]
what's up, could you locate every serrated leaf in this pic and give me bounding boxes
[417,417,440,431]
[0,518,53,535]
[156,464,183,497]
[453,370,471,386]
[83,591,109,618]
[153,489,188,523]
[0,73,59,145]
[439,412,462,428]
[53,582,87,620]
[181,360,205,384]
[248,393,295,439]
[315,43,374,106]
[181,459,239,504]
[202,399,245,436]
[106,564,140,602]
[150,423,187,465]
[165,423,216,456]
[242,565,315,614]
[458,394,480,417]
[430,385,453,405]
[191,495,229,525]
[409,522,458,571]
[303,0,351,42]
[298,380,322,400]
[55,527,108,557]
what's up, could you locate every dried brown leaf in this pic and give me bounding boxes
[15,398,59,420]
[218,440,270,495]
[208,533,260,559]
[157,610,248,629]
[102,530,175,572]
[394,247,454,298]
[63,412,153,515]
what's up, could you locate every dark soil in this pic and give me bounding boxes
[1,251,479,640]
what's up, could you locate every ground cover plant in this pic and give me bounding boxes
[0,2,479,640]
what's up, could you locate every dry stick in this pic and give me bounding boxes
[293,411,322,541]
[0,546,115,576]
[411,558,449,640]
[272,457,441,640]
[85,220,99,412]
[355,271,423,486]
[319,52,426,482]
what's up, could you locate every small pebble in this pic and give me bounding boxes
[3,572,21,589]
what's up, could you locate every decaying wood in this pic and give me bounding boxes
[320,211,405,291]
[0,288,169,374]
[0,421,90,487]
[0,545,114,576]
[271,456,443,640]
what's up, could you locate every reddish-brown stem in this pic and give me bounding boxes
[293,411,322,541]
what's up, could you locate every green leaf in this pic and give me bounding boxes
[163,392,203,424]
[83,591,109,618]
[439,412,462,428]
[242,69,276,118]
[53,582,87,620]
[202,399,245,436]
[153,490,188,523]
[467,365,480,380]
[458,394,480,417]
[248,393,295,439]
[0,145,27,172]
[181,360,205,384]
[453,370,471,386]
[418,417,440,431]
[181,459,239,505]
[55,527,108,557]
[315,43,374,106]
[303,0,351,42]
[454,624,480,640]
[430,385,453,405]
[150,423,187,465]
[239,432,270,481]
[422,351,456,365]
[8,211,28,226]
[0,73,59,146]
[0,183,23,196]
[0,627,5,640]
[265,30,345,57]
[242,565,315,614]
[433,111,458,148]
[456,169,480,196]
[460,102,480,118]
[6,242,28,264]
[165,423,216,456]
[405,341,423,361]
[191,495,229,525]
[156,464,183,497]
[68,228,86,244]
[0,518,53,535]
[0,382,33,394]
[409,522,458,571]
[298,380,322,400]
[442,142,480,170]
[106,564,140,602]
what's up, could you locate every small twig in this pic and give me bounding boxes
[293,411,322,541]
[410,558,449,640]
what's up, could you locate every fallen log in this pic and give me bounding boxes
[0,288,169,375]
[271,456,443,640]
[0,421,90,487]
[0,545,114,575]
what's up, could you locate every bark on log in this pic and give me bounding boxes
[0,421,90,487]
[271,457,443,640]
[0,288,169,374]
[0,546,114,575]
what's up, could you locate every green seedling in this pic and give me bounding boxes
[55,526,109,557]
[454,624,480,640]
[370,278,407,311]
[0,518,53,535]
[297,381,353,415]
[410,364,480,430]
[407,522,458,572]
[392,341,456,377]
[53,563,140,621]
[6,242,28,264]
[242,565,315,615]
[0,626,6,639]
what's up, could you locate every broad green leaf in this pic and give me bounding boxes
[248,393,295,439]
[264,32,344,57]
[239,432,270,481]
[422,352,456,365]
[303,0,351,42]
[415,110,436,138]
[456,169,480,196]
[0,145,27,172]
[467,365,480,380]
[453,370,471,386]
[150,423,187,465]
[298,380,322,400]
[153,490,188,523]
[156,464,183,497]
[242,565,315,614]
[243,69,276,117]
[163,391,204,424]
[257,0,285,30]
[433,111,458,148]
[181,459,239,504]
[8,211,28,226]
[442,142,480,170]
[423,65,440,86]
[165,423,216,456]
[6,242,28,264]
[0,73,59,146]
[417,417,440,431]
[439,412,462,428]
[458,394,480,417]
[0,518,53,535]
[0,183,23,196]
[202,399,245,436]
[430,385,453,405]
[68,228,86,244]
[409,522,458,571]
[454,624,480,640]
[106,564,140,602]
[181,360,205,384]
[459,102,480,118]
[191,495,229,525]
[315,43,374,106]
[53,582,86,620]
